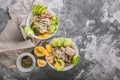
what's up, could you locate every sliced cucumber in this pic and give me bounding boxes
[72,54,79,65]
[51,38,59,47]
[64,38,73,47]
[48,25,56,34]
[57,38,65,47]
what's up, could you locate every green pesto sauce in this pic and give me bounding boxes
[21,56,33,68]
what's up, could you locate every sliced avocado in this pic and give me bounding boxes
[40,7,48,14]
[54,57,58,62]
[32,4,39,15]
[72,54,79,65]
[57,38,65,47]
[24,26,34,35]
[54,59,65,71]
[38,7,47,15]
[32,4,45,15]
[64,38,73,47]
[41,7,48,14]
[35,6,41,15]
[36,5,44,15]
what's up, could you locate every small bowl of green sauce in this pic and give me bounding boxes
[16,53,36,72]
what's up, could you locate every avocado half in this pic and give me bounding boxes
[54,59,65,71]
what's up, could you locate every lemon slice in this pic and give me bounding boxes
[37,59,47,67]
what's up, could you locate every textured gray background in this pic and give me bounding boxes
[0,0,120,80]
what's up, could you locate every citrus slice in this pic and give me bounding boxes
[37,59,47,67]
[34,46,46,57]
[37,33,50,38]
[45,44,52,53]
[44,50,51,57]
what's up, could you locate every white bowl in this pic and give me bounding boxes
[26,8,59,40]
[46,42,79,71]
[16,53,36,72]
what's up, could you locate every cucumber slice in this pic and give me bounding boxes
[48,25,56,34]
[51,38,59,47]
[72,54,79,65]
[64,38,73,47]
[57,38,65,47]
[24,26,34,35]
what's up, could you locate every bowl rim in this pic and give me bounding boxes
[46,41,79,71]
[26,8,59,40]
[16,53,36,72]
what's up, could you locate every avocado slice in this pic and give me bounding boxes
[72,54,79,65]
[32,4,45,15]
[38,7,47,15]
[35,6,41,15]
[54,59,65,71]
[24,26,34,35]
[40,7,48,14]
[36,5,43,15]
[41,7,48,14]
[32,4,39,15]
